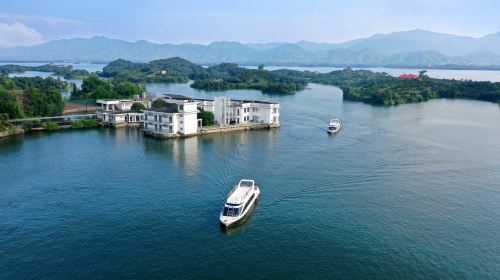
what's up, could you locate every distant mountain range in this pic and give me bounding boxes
[2,29,500,68]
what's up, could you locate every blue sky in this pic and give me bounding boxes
[0,0,499,47]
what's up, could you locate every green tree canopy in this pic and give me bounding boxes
[131,102,145,112]
[197,108,215,126]
[151,98,178,109]
[73,75,144,100]
[0,89,23,119]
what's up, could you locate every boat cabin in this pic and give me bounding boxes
[222,180,256,217]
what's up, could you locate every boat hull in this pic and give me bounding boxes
[327,127,340,134]
[220,188,260,227]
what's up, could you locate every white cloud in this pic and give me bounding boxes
[0,14,83,26]
[0,22,43,47]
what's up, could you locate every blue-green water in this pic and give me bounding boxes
[1,83,500,279]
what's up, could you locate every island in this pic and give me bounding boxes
[0,64,90,80]
[100,58,307,94]
[273,68,500,105]
[100,57,500,104]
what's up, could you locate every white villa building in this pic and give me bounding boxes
[143,97,199,135]
[142,94,280,137]
[210,96,280,126]
[96,99,148,126]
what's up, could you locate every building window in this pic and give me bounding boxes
[179,105,184,111]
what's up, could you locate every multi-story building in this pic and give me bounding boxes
[143,94,280,137]
[211,96,280,125]
[96,99,147,126]
[163,94,280,126]
[143,98,199,135]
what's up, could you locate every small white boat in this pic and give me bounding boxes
[220,179,260,227]
[327,119,341,134]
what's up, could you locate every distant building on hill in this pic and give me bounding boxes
[399,74,419,80]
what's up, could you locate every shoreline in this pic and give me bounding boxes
[143,123,280,139]
[0,128,24,139]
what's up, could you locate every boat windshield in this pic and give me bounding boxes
[239,180,254,188]
[223,207,240,217]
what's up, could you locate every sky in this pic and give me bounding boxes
[0,0,499,47]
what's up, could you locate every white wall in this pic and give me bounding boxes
[197,100,214,112]
[181,112,198,134]
[117,101,132,111]
[214,96,231,125]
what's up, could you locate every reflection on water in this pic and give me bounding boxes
[143,134,200,175]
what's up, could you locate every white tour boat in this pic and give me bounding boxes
[327,119,341,134]
[220,179,260,227]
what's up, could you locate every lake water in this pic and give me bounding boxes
[246,66,500,82]
[1,82,500,279]
[4,62,500,82]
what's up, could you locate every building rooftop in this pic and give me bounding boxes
[193,97,278,105]
[144,107,179,113]
[96,99,133,103]
[109,111,142,115]
[162,94,278,105]
[399,74,419,80]
[237,99,279,105]
[164,94,193,100]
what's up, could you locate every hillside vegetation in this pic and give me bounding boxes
[0,76,66,119]
[101,58,307,94]
[72,75,145,100]
[274,69,500,105]
[0,64,90,79]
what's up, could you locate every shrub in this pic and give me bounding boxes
[71,119,99,129]
[82,119,99,127]
[71,120,85,128]
[22,121,39,131]
[43,121,59,131]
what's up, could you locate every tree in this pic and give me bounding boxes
[0,113,15,132]
[113,80,143,98]
[0,90,23,119]
[258,64,265,71]
[152,98,176,109]
[76,76,144,100]
[72,83,78,97]
[131,102,145,112]
[197,108,215,126]
[418,70,428,79]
